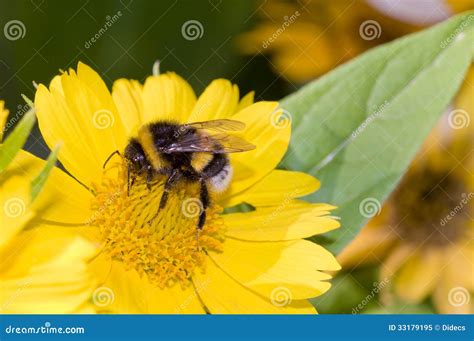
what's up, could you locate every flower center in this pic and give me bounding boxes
[390,164,470,246]
[89,162,225,288]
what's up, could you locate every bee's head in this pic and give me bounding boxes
[124,139,148,170]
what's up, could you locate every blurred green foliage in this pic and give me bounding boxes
[0,0,290,158]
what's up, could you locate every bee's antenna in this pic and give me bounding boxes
[103,150,121,169]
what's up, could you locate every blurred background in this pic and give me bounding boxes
[1,0,472,314]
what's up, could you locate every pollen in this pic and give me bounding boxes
[89,162,225,289]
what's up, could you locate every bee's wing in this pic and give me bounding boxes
[211,133,256,152]
[185,119,246,132]
[162,133,255,153]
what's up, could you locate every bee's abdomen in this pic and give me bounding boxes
[203,154,232,193]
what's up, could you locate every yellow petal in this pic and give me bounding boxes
[224,201,339,241]
[142,73,197,124]
[0,175,34,250]
[5,149,92,225]
[443,243,474,291]
[227,102,290,195]
[337,223,397,268]
[193,257,316,314]
[190,79,239,121]
[0,100,9,141]
[35,63,127,185]
[89,256,205,314]
[380,244,413,283]
[394,249,442,303]
[112,79,144,137]
[0,227,96,314]
[210,238,339,300]
[432,270,473,314]
[236,91,254,113]
[222,170,320,207]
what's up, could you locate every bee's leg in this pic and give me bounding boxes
[194,178,209,251]
[148,169,181,225]
[127,163,131,196]
[146,165,154,191]
[159,168,181,209]
[197,177,209,230]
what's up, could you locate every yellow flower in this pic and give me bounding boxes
[0,102,96,314]
[239,0,472,83]
[238,0,395,83]
[338,69,474,313]
[32,62,341,314]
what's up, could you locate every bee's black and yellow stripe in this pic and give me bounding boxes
[138,125,167,170]
[191,152,214,172]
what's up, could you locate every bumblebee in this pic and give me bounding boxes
[104,119,255,229]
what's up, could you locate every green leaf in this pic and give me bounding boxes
[0,109,36,172]
[21,94,35,109]
[280,12,474,254]
[30,144,60,201]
